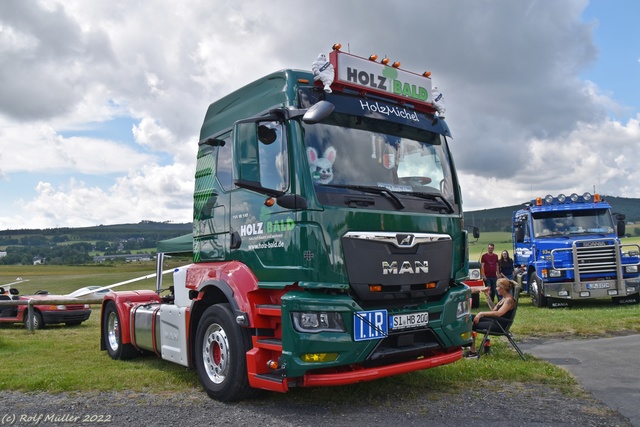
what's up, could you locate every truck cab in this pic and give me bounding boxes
[512,192,640,308]
[102,45,474,401]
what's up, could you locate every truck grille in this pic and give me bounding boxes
[576,244,617,275]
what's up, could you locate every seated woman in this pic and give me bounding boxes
[465,278,516,358]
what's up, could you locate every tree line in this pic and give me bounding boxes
[0,221,191,266]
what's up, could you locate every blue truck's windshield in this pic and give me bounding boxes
[532,209,615,237]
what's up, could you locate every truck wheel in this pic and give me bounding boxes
[24,310,43,329]
[529,273,547,308]
[103,301,139,360]
[195,304,254,402]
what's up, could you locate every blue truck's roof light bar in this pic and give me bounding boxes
[533,192,601,206]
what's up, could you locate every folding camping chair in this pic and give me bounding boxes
[476,284,526,361]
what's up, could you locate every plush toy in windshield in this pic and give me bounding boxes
[307,146,336,184]
[312,53,334,93]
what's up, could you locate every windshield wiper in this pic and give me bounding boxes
[403,192,454,213]
[320,184,405,209]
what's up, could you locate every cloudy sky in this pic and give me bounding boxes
[1,0,639,229]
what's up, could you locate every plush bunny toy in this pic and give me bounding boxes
[307,146,337,184]
[311,53,334,93]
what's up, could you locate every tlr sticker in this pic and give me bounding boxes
[353,309,388,341]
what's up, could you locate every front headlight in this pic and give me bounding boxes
[291,312,346,333]
[456,300,470,318]
[625,265,638,273]
[469,269,481,280]
[549,269,562,278]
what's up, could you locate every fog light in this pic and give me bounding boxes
[579,291,590,297]
[558,290,569,297]
[607,290,619,296]
[300,353,339,363]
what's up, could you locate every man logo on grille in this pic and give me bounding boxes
[397,234,414,247]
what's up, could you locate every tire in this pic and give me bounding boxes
[529,272,547,308]
[471,292,479,309]
[24,310,43,330]
[103,301,139,360]
[194,304,254,402]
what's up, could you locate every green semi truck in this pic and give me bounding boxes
[101,45,474,402]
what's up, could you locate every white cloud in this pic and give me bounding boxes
[0,0,639,228]
[0,162,194,229]
[0,120,155,174]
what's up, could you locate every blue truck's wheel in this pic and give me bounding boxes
[529,272,547,308]
[195,303,254,402]
[471,292,479,309]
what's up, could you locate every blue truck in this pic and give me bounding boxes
[512,192,640,308]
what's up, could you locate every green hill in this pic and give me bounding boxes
[0,221,192,265]
[464,195,640,232]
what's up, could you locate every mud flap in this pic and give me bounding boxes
[612,293,640,305]
[547,298,570,309]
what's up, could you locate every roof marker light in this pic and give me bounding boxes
[368,54,378,61]
[392,61,401,68]
[594,193,601,202]
[422,71,431,77]
[535,197,543,206]
[381,57,390,65]
[332,43,342,51]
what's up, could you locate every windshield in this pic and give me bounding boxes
[301,113,455,209]
[532,209,615,237]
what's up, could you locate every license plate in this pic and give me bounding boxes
[587,282,610,290]
[391,311,429,330]
[353,310,388,341]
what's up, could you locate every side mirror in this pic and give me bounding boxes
[472,226,480,239]
[302,100,335,124]
[613,213,626,237]
[515,226,525,243]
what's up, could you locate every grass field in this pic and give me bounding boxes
[1,262,638,401]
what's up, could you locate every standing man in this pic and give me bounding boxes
[481,243,499,303]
